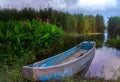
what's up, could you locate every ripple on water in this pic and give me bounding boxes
[86,47,120,80]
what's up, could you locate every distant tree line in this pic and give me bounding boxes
[0,8,105,34]
[108,16,120,38]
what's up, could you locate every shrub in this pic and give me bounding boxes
[106,37,120,49]
[0,19,63,66]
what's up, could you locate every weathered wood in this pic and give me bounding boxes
[22,41,95,81]
[58,50,88,64]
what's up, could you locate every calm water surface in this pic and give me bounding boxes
[86,32,120,80]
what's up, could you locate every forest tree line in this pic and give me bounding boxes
[0,8,105,34]
[108,16,120,38]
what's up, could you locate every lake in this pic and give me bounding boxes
[86,32,120,80]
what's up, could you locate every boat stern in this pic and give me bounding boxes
[22,66,36,81]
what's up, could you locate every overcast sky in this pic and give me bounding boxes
[0,0,120,22]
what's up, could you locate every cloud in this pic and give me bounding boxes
[77,0,118,11]
[0,0,119,20]
[0,0,119,14]
[47,0,119,13]
[56,0,119,12]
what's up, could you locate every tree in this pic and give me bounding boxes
[108,16,120,38]
[96,14,105,33]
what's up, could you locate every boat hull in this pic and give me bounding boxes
[22,41,95,81]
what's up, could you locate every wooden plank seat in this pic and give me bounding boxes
[58,50,88,65]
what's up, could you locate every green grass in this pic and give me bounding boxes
[0,65,24,82]
[63,78,120,82]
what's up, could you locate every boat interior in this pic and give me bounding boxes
[29,42,94,67]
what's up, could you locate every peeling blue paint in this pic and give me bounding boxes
[22,41,95,81]
[39,68,73,81]
[33,47,77,67]
[31,41,95,68]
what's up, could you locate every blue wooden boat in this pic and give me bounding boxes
[22,41,95,81]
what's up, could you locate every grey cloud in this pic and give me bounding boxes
[0,0,120,19]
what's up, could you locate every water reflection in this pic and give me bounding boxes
[104,32,108,43]
[86,47,120,80]
[64,33,116,80]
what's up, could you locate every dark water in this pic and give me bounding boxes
[86,32,120,80]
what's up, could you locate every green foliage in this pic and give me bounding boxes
[0,19,63,66]
[0,8,105,34]
[96,14,105,33]
[0,65,24,82]
[108,16,120,38]
[95,39,103,48]
[0,8,37,21]
[0,8,106,82]
[106,37,120,49]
